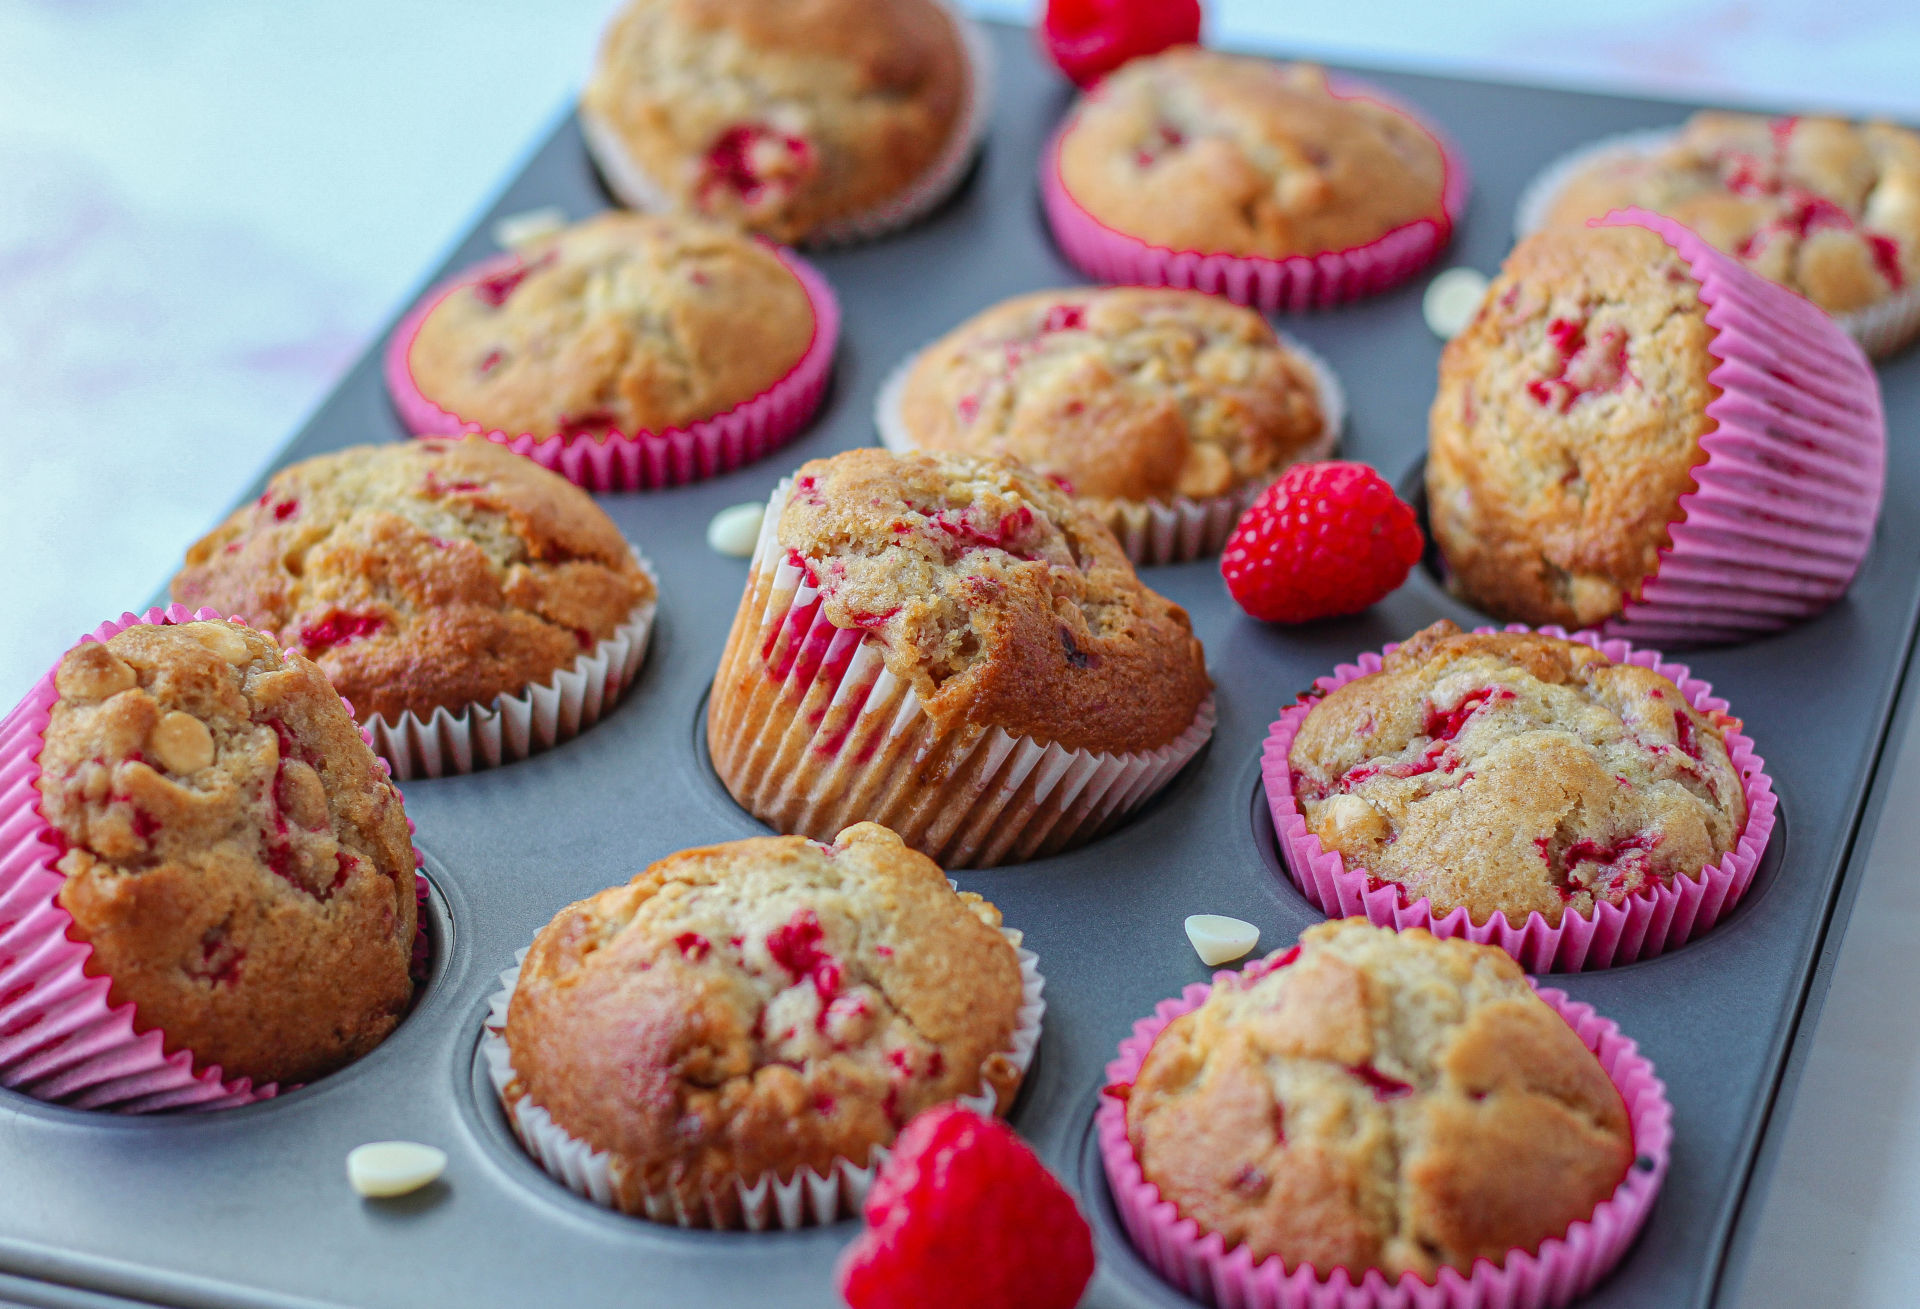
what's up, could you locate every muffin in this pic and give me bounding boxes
[28,618,417,1090]
[491,822,1036,1227]
[580,0,981,245]
[171,439,657,775]
[879,287,1340,564]
[707,448,1215,867]
[1120,920,1635,1283]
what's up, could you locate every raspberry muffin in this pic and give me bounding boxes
[1288,622,1747,929]
[33,619,417,1087]
[493,823,1035,1227]
[1121,920,1634,1282]
[879,287,1339,563]
[580,0,980,245]
[707,449,1214,867]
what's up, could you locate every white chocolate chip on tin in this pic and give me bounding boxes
[150,711,216,775]
[1184,915,1260,967]
[1423,267,1491,340]
[707,502,766,558]
[492,206,568,250]
[347,1141,448,1198]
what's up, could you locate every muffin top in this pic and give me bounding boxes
[1543,112,1920,315]
[775,449,1211,754]
[895,288,1330,505]
[35,620,418,1086]
[503,823,1026,1214]
[582,0,970,244]
[171,439,656,723]
[1126,919,1632,1281]
[405,212,816,440]
[1057,52,1449,260]
[1289,622,1747,928]
[1426,225,1718,629]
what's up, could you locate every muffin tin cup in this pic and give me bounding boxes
[705,478,1217,868]
[871,330,1346,565]
[579,2,994,249]
[364,556,659,781]
[477,925,1045,1229]
[1040,74,1471,312]
[1260,624,1779,972]
[1099,975,1672,1309]
[383,251,839,493]
[1514,128,1920,359]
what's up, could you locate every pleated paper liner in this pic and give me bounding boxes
[872,329,1346,565]
[580,2,994,248]
[706,478,1216,868]
[1515,129,1920,359]
[1261,625,1778,973]
[385,249,838,493]
[1041,73,1470,311]
[1100,974,1671,1309]
[479,924,1045,1229]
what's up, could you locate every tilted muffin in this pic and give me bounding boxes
[402,212,817,442]
[1427,225,1719,629]
[172,439,653,726]
[581,0,975,245]
[34,620,417,1086]
[499,823,1030,1226]
[882,287,1336,563]
[709,449,1212,866]
[1289,622,1747,928]
[1125,920,1633,1281]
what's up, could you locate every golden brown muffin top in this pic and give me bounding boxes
[776,449,1211,754]
[896,288,1329,505]
[36,620,417,1086]
[406,212,816,439]
[582,0,969,244]
[1290,622,1747,928]
[1126,919,1633,1281]
[1544,112,1920,315]
[1426,225,1719,629]
[171,439,656,722]
[1057,52,1449,259]
[503,823,1025,1220]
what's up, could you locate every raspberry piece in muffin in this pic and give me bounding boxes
[35,620,417,1086]
[1288,621,1747,928]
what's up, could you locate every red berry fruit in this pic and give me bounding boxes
[1041,0,1202,88]
[1221,461,1424,623]
[837,1105,1095,1309]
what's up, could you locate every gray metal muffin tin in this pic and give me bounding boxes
[2,22,1917,1309]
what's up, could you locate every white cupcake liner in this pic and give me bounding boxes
[1514,126,1920,359]
[367,554,657,781]
[580,2,993,249]
[706,478,1217,866]
[872,329,1344,565]
[479,919,1045,1229]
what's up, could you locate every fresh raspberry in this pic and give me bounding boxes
[1041,0,1202,88]
[837,1106,1094,1309]
[1221,461,1424,623]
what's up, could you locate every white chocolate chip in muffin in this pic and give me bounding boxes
[184,621,252,664]
[55,645,137,702]
[347,1141,447,1198]
[491,206,568,250]
[1423,267,1490,340]
[1320,793,1389,843]
[707,502,765,557]
[150,711,216,775]
[1184,914,1260,966]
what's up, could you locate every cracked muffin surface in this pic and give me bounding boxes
[1289,622,1747,928]
[1125,920,1633,1280]
[405,212,816,439]
[35,620,417,1086]
[171,438,656,722]
[1427,225,1718,629]
[502,823,1025,1225]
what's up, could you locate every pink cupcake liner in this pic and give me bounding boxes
[383,245,839,493]
[1042,74,1470,311]
[0,605,425,1112]
[1100,976,1671,1309]
[1261,625,1778,972]
[1591,208,1885,645]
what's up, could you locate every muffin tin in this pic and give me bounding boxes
[2,22,1917,1309]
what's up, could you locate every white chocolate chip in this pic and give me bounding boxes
[707,502,766,558]
[492,206,567,250]
[55,646,137,702]
[1321,793,1388,842]
[347,1141,447,1198]
[1423,267,1491,340]
[150,711,215,775]
[185,621,252,665]
[1184,915,1260,967]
